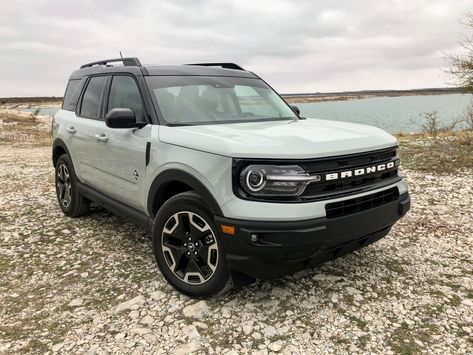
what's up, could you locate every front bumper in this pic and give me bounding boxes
[215,192,410,280]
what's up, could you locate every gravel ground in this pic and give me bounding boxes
[0,145,472,354]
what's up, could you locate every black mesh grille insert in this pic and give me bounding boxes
[300,146,399,199]
[325,187,399,219]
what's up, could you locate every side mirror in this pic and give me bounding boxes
[105,108,146,129]
[291,105,300,116]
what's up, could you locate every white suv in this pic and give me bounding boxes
[52,57,410,298]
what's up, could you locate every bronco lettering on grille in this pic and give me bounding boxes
[325,160,398,181]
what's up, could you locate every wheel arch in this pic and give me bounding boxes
[147,169,223,218]
[52,138,72,167]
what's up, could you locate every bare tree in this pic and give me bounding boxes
[446,13,473,93]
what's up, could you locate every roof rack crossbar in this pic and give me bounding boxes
[185,63,245,71]
[80,57,141,69]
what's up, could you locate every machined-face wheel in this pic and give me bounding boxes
[57,164,72,208]
[161,211,219,285]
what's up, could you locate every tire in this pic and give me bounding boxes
[152,192,230,298]
[55,154,90,217]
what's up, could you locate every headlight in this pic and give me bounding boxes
[239,165,320,197]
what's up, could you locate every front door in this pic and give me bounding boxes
[90,75,151,211]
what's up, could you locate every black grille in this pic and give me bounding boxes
[300,147,399,199]
[325,187,399,219]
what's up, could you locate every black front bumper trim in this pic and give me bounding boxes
[215,192,410,280]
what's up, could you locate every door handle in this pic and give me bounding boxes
[66,126,76,134]
[95,134,108,143]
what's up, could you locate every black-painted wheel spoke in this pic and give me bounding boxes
[193,256,212,278]
[189,223,208,242]
[163,241,186,267]
[57,182,65,199]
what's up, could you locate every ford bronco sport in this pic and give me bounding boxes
[52,57,410,298]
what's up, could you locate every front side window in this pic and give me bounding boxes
[145,76,297,125]
[80,76,107,119]
[108,76,145,122]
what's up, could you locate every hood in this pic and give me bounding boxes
[158,118,398,159]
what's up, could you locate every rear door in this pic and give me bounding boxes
[68,75,109,184]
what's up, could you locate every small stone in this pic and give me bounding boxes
[241,321,253,335]
[173,341,201,355]
[52,343,63,352]
[462,299,473,307]
[268,341,283,352]
[252,332,262,340]
[115,333,126,340]
[414,339,425,347]
[353,293,364,302]
[114,295,145,314]
[193,322,208,330]
[183,325,200,340]
[130,327,151,336]
[182,300,209,319]
[129,310,140,319]
[68,298,83,307]
[262,325,277,338]
[346,287,361,295]
[140,315,154,325]
[150,290,166,300]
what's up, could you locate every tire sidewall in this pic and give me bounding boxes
[152,193,228,298]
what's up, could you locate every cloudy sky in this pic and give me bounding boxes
[1,0,472,97]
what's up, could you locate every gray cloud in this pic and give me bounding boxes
[0,0,472,96]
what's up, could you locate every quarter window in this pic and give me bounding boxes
[80,76,107,119]
[108,76,145,122]
[62,79,83,111]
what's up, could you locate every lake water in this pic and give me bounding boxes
[297,93,472,134]
[21,93,472,134]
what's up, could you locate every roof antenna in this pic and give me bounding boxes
[119,51,123,58]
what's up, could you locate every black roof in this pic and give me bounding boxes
[69,58,258,80]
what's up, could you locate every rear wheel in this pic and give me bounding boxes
[152,192,229,298]
[55,154,90,217]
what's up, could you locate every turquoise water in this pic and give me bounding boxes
[20,93,472,134]
[298,94,472,134]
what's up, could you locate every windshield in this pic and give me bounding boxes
[145,76,297,125]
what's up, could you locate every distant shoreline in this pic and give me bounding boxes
[282,87,466,103]
[0,87,468,105]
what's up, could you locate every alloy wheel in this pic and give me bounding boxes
[161,211,219,284]
[57,164,72,208]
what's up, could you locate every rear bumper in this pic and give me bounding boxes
[215,192,410,280]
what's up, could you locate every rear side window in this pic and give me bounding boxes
[80,76,107,119]
[108,76,145,122]
[62,79,82,111]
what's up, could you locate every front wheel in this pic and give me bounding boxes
[152,192,229,298]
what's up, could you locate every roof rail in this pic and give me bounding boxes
[80,57,141,69]
[185,63,245,71]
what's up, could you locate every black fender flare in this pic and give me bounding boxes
[147,169,223,217]
[52,138,72,167]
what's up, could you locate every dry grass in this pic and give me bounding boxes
[0,110,51,146]
[397,131,473,173]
